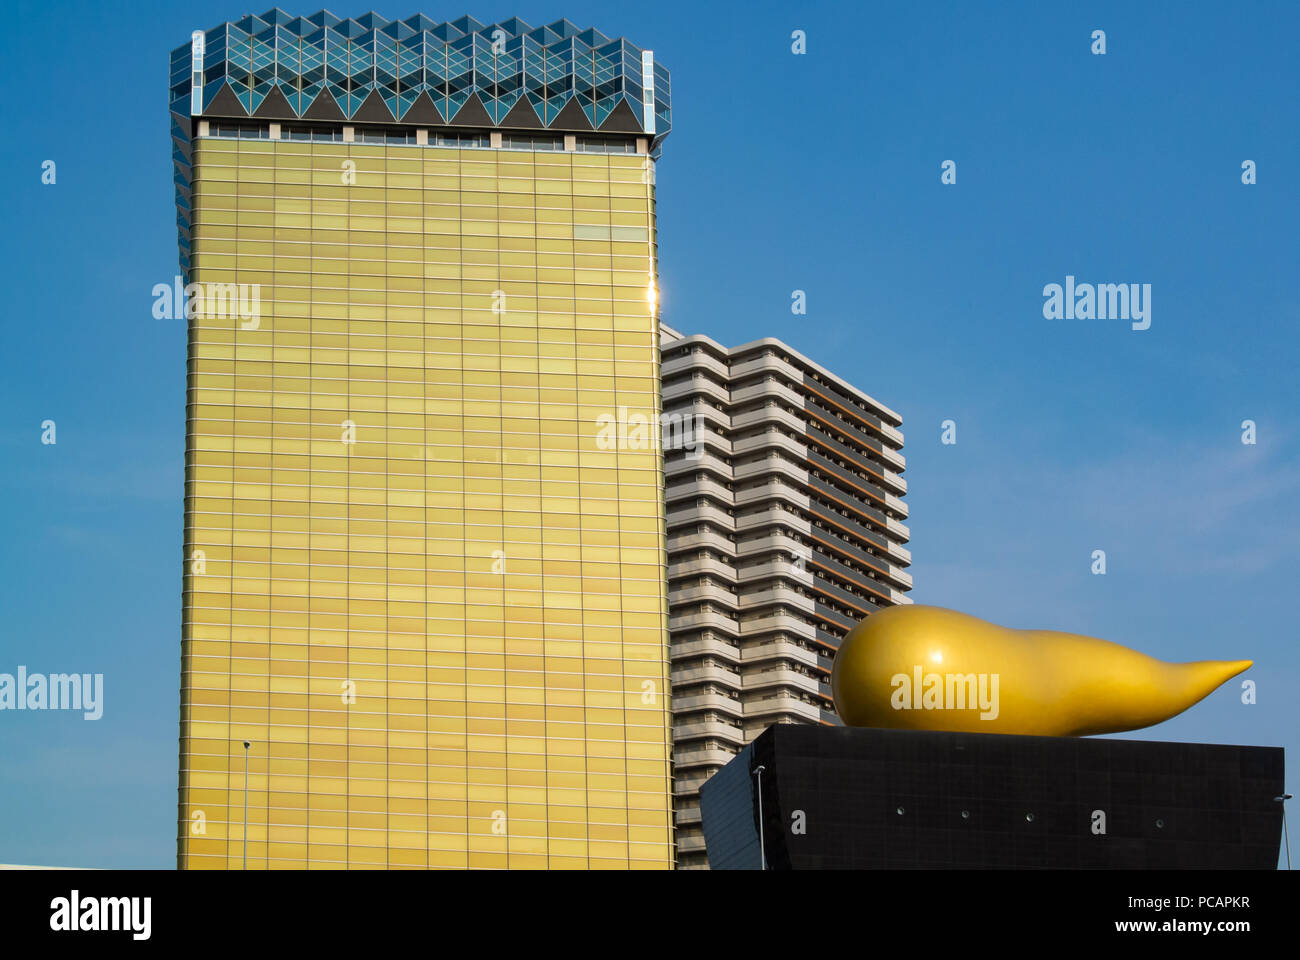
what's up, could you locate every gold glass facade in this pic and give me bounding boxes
[178,135,673,869]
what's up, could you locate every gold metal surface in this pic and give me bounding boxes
[831,605,1250,736]
[177,139,674,869]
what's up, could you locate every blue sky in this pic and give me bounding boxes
[0,0,1296,868]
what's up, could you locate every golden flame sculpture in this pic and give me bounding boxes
[831,605,1251,736]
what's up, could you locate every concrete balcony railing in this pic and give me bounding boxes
[667,583,738,609]
[882,467,907,495]
[878,444,906,471]
[665,503,735,532]
[665,529,735,556]
[667,609,739,635]
[672,719,745,744]
[667,556,738,581]
[804,394,904,458]
[731,429,808,461]
[664,450,731,480]
[661,375,730,408]
[672,746,740,770]
[730,377,805,412]
[675,834,708,855]
[732,481,809,511]
[740,637,822,666]
[737,611,818,640]
[732,462,808,494]
[741,667,821,697]
[743,695,822,723]
[734,531,808,560]
[729,405,806,437]
[736,587,815,614]
[661,394,731,424]
[808,527,905,589]
[669,636,741,662]
[673,776,716,799]
[665,476,734,506]
[808,550,896,608]
[728,353,804,386]
[673,804,702,826]
[660,349,731,383]
[733,506,810,537]
[671,693,744,715]
[888,565,913,589]
[878,421,904,446]
[733,558,814,587]
[670,664,742,688]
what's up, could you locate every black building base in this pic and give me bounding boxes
[698,725,1284,869]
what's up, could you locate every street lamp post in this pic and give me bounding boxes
[242,740,251,870]
[1276,794,1293,870]
[753,764,767,871]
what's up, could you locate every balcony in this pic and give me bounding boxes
[741,667,821,696]
[665,502,735,533]
[669,636,741,662]
[740,638,822,670]
[808,499,891,554]
[671,692,744,715]
[729,377,805,412]
[813,601,857,633]
[670,663,741,688]
[729,404,806,437]
[672,746,740,770]
[728,352,804,385]
[807,448,891,514]
[743,695,822,723]
[733,505,810,537]
[733,531,808,560]
[664,449,731,481]
[807,526,906,589]
[667,555,738,582]
[733,557,814,587]
[732,455,808,487]
[661,370,730,400]
[674,834,709,856]
[738,610,818,640]
[665,528,735,557]
[672,718,745,745]
[731,428,808,461]
[664,476,734,508]
[732,479,810,512]
[660,348,731,383]
[668,608,739,635]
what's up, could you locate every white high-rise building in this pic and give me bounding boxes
[659,325,912,868]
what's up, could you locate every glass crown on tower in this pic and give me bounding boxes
[169,9,671,140]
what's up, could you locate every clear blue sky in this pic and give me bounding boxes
[1,0,1296,868]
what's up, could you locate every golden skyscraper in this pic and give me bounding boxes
[171,11,674,868]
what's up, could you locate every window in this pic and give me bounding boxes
[207,121,268,139]
[503,134,562,151]
[575,136,636,154]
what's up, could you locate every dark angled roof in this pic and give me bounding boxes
[169,10,671,146]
